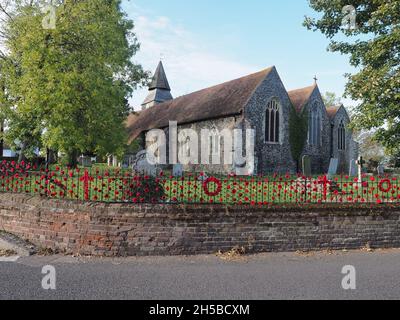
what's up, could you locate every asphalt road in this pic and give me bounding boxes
[1,250,400,300]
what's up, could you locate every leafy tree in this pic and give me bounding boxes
[1,0,149,165]
[356,129,386,163]
[304,0,400,155]
[322,91,342,107]
[0,1,49,160]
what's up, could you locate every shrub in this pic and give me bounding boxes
[129,175,165,203]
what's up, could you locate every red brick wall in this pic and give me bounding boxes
[0,193,400,256]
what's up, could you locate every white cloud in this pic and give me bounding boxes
[129,11,261,109]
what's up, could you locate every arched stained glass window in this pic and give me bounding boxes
[338,120,346,150]
[265,99,280,143]
[209,127,220,156]
[308,104,321,146]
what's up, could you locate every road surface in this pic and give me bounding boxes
[1,250,400,300]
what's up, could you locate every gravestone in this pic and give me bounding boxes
[356,156,366,184]
[327,158,339,179]
[302,155,312,177]
[377,164,384,176]
[173,164,183,177]
[349,159,357,177]
[132,150,157,176]
[79,155,92,167]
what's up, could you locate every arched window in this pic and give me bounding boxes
[209,127,220,156]
[184,136,191,157]
[265,99,280,143]
[308,103,321,146]
[178,133,191,157]
[338,120,346,150]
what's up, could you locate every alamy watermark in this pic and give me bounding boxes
[145,121,255,175]
[341,265,356,290]
[342,5,357,30]
[41,265,56,290]
[42,1,56,30]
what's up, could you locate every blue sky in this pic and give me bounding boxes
[123,0,356,109]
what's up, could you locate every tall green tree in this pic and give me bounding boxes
[0,1,57,160]
[304,0,400,155]
[1,0,148,165]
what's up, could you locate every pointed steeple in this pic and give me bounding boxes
[149,61,171,91]
[141,61,173,110]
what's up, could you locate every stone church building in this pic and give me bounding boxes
[126,61,358,174]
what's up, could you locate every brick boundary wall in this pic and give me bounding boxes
[0,193,400,256]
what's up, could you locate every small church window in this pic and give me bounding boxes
[178,133,191,157]
[338,120,346,150]
[184,136,191,157]
[308,103,321,146]
[209,128,220,156]
[265,99,280,143]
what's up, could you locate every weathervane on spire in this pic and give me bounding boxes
[160,53,164,61]
[313,75,318,84]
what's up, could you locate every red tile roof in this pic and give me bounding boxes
[326,105,341,119]
[287,84,317,113]
[127,67,274,143]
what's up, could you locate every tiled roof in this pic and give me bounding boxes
[127,67,274,143]
[326,105,342,120]
[287,84,317,113]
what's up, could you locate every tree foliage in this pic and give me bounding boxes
[304,0,400,154]
[322,91,342,107]
[0,0,148,163]
[356,129,386,163]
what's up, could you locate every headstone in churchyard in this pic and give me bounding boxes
[173,164,183,177]
[349,159,357,177]
[377,164,384,176]
[302,155,312,177]
[327,158,339,179]
[112,156,119,168]
[107,155,113,167]
[132,150,157,176]
[79,155,92,167]
[356,156,366,184]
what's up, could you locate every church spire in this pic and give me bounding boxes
[141,61,173,110]
[149,61,171,91]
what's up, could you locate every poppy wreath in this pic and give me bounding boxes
[203,177,223,197]
[378,179,392,193]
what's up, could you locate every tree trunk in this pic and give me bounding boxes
[67,149,79,168]
[18,142,27,163]
[46,148,58,169]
